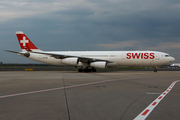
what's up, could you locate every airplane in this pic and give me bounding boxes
[170,63,180,68]
[5,31,175,72]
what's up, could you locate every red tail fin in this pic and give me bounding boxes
[16,31,42,52]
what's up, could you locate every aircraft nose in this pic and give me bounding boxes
[171,57,175,62]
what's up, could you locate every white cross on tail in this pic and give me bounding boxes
[20,37,29,46]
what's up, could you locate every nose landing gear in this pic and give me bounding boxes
[153,69,157,72]
[153,66,157,72]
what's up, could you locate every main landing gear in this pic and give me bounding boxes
[78,68,97,72]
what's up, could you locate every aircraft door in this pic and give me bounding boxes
[155,53,160,60]
[121,53,126,60]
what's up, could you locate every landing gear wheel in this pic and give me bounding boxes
[78,69,83,72]
[92,69,97,72]
[153,69,157,72]
[83,69,92,72]
[84,69,88,72]
[88,69,92,72]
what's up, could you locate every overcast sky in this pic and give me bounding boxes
[0,0,180,63]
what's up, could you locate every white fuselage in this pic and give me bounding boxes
[23,51,175,68]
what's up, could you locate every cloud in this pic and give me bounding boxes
[98,40,141,49]
[0,0,178,23]
[0,0,72,23]
[98,39,180,51]
[148,41,180,50]
[1,0,180,63]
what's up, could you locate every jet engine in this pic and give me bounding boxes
[61,58,79,65]
[90,61,107,68]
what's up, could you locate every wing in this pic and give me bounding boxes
[31,51,114,63]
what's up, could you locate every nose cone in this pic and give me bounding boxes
[171,57,175,62]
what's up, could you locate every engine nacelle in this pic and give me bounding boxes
[61,58,79,65]
[90,61,107,68]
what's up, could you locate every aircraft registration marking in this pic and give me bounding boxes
[134,80,180,120]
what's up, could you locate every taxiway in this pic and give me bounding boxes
[0,71,179,120]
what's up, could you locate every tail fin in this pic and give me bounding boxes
[16,31,42,52]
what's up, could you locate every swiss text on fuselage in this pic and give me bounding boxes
[126,53,155,59]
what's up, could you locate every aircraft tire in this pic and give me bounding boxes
[153,69,157,72]
[84,69,88,72]
[78,69,83,72]
[92,69,97,72]
[84,69,92,72]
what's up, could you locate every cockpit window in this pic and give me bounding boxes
[165,55,170,57]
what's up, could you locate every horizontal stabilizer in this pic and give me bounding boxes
[4,50,30,57]
[4,50,20,54]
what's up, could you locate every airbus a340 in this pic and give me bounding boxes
[5,31,175,72]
